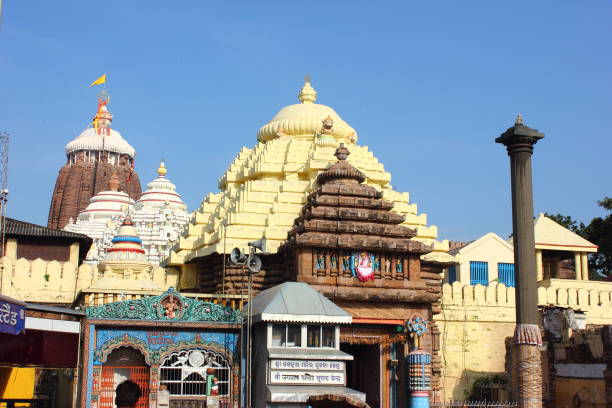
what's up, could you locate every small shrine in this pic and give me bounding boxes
[277,144,447,407]
[81,288,242,408]
[65,162,190,266]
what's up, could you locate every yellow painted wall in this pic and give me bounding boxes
[555,378,605,407]
[0,256,176,304]
[437,280,612,400]
[0,367,35,399]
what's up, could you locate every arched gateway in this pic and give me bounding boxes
[80,288,242,408]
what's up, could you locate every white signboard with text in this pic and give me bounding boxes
[269,359,346,385]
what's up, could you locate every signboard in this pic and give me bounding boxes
[0,298,25,335]
[269,359,345,385]
[270,370,345,385]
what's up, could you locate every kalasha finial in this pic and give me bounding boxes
[335,143,350,161]
[157,159,167,177]
[515,113,524,126]
[298,76,317,103]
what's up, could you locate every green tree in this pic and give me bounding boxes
[545,197,611,279]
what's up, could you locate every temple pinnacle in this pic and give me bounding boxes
[298,76,317,103]
[157,160,167,177]
[515,113,524,126]
[335,143,350,161]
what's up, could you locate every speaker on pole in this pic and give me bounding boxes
[230,247,248,265]
[248,237,266,253]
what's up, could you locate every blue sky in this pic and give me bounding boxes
[0,1,610,241]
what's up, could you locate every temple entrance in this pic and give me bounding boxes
[100,346,149,408]
[341,343,381,408]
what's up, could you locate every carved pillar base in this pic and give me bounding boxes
[601,326,612,407]
[513,324,543,408]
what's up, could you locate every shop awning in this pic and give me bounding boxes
[0,302,83,368]
[267,385,365,403]
[308,393,372,408]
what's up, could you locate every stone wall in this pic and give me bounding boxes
[437,281,612,400]
[0,256,173,305]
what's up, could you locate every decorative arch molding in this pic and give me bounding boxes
[157,339,237,368]
[95,333,152,365]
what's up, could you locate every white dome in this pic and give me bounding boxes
[65,127,136,158]
[135,162,187,211]
[77,190,135,222]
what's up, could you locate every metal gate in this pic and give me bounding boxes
[99,365,149,408]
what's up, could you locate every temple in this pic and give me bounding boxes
[169,78,453,288]
[65,161,189,265]
[167,79,455,406]
[47,92,141,229]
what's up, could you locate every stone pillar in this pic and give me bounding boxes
[496,114,544,408]
[601,326,612,407]
[574,252,582,280]
[581,253,589,281]
[536,250,543,281]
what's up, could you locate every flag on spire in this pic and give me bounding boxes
[90,74,107,87]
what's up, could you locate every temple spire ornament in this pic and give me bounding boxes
[298,76,317,103]
[157,160,167,177]
[515,113,524,126]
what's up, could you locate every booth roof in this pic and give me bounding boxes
[248,282,352,324]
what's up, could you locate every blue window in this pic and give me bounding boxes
[447,265,457,284]
[470,261,489,286]
[498,263,515,287]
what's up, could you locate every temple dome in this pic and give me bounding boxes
[76,173,135,222]
[65,103,136,157]
[256,78,358,144]
[102,217,149,264]
[65,127,136,157]
[135,161,187,211]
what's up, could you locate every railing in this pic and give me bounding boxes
[432,402,517,408]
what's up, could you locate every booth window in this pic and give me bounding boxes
[271,324,301,347]
[307,325,336,348]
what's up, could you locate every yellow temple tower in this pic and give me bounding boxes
[168,78,452,288]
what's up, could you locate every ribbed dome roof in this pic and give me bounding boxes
[77,173,135,222]
[135,161,187,211]
[65,101,136,157]
[256,79,358,144]
[65,128,136,157]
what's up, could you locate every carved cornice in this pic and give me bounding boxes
[85,287,242,323]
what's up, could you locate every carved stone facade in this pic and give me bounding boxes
[185,145,446,406]
[48,95,141,229]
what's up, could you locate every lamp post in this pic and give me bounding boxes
[496,114,544,408]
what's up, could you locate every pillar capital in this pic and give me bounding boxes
[495,116,544,155]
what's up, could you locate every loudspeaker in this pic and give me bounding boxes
[230,248,248,265]
[248,237,266,253]
[247,254,262,273]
